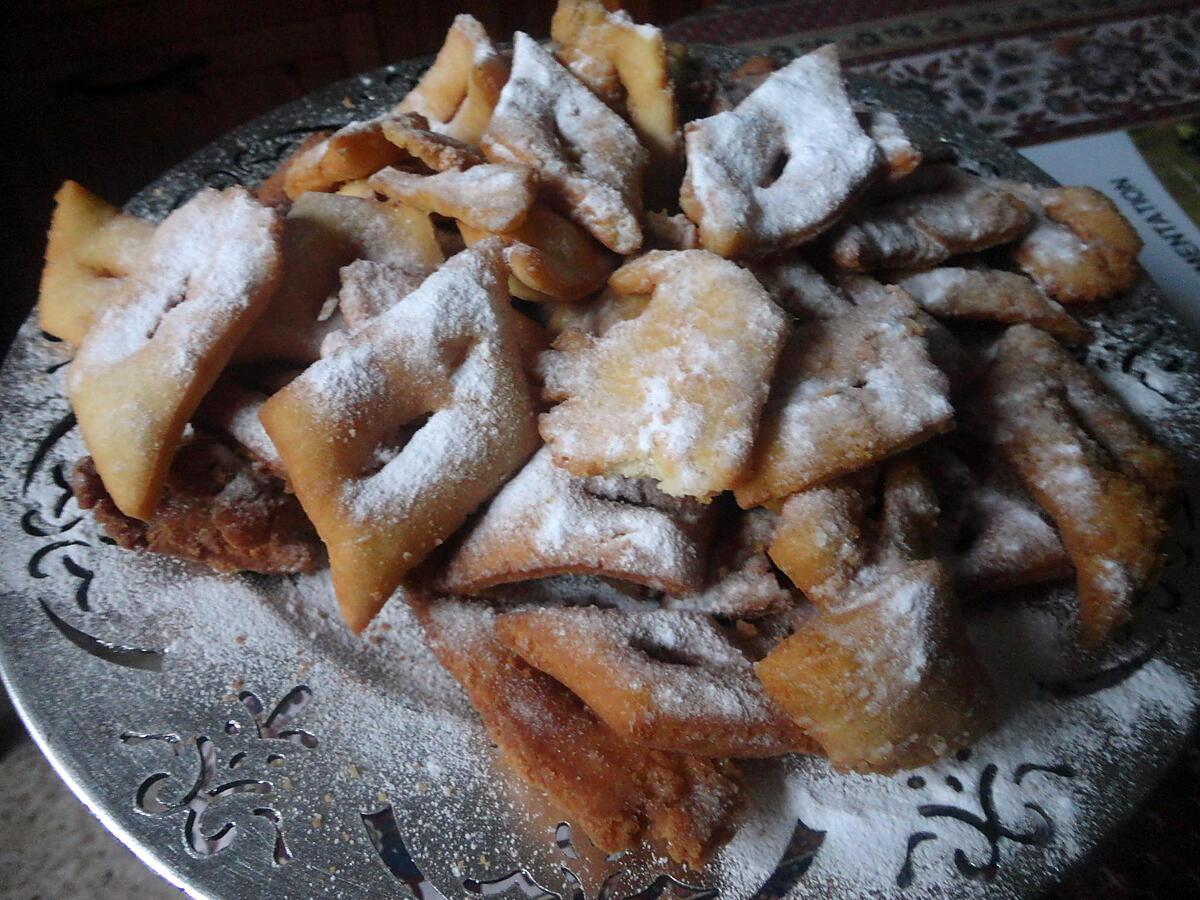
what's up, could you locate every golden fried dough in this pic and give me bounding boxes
[369,163,537,233]
[496,606,816,758]
[68,187,283,520]
[397,14,509,144]
[438,446,715,595]
[417,596,742,868]
[380,111,486,171]
[39,181,155,345]
[892,266,1089,343]
[735,290,952,508]
[540,250,788,498]
[757,560,994,772]
[1008,185,1142,303]
[259,242,538,632]
[235,192,442,365]
[829,165,1031,271]
[973,324,1177,644]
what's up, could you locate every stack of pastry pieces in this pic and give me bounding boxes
[42,0,1179,869]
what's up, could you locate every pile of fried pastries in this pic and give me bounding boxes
[40,0,1178,870]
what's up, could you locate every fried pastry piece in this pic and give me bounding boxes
[734,291,953,508]
[459,205,616,302]
[756,560,994,772]
[666,506,796,619]
[68,187,282,520]
[496,606,815,758]
[319,117,412,186]
[1007,185,1142,303]
[680,45,881,258]
[551,0,681,162]
[369,163,537,233]
[541,250,788,498]
[259,242,538,632]
[921,443,1073,592]
[866,109,924,183]
[417,597,742,867]
[749,257,854,321]
[397,14,509,144]
[39,181,156,345]
[483,33,647,254]
[768,470,877,607]
[333,259,426,331]
[438,446,714,595]
[829,165,1032,271]
[893,266,1089,343]
[379,112,486,171]
[254,132,338,205]
[72,439,320,574]
[973,324,1177,645]
[235,192,442,365]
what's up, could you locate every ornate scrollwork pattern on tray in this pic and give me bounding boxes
[121,686,318,864]
[896,752,1076,887]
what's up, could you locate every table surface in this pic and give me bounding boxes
[3,1,1199,898]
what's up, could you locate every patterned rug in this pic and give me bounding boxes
[669,2,1200,897]
[668,0,1200,145]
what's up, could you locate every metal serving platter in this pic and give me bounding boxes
[2,45,1199,900]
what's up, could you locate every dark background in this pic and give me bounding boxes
[0,0,710,357]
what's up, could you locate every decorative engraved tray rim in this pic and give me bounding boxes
[2,44,1200,900]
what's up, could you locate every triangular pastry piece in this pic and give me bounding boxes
[416,597,742,867]
[828,165,1031,271]
[1006,184,1142,303]
[397,14,509,144]
[438,446,715,595]
[540,250,788,499]
[39,181,155,345]
[973,324,1177,645]
[495,606,816,758]
[259,241,539,632]
[483,32,648,254]
[68,187,283,520]
[735,290,953,508]
[680,45,881,258]
[756,560,994,772]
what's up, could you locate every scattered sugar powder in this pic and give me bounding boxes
[711,596,1197,896]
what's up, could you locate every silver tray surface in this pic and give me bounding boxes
[2,45,1200,900]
